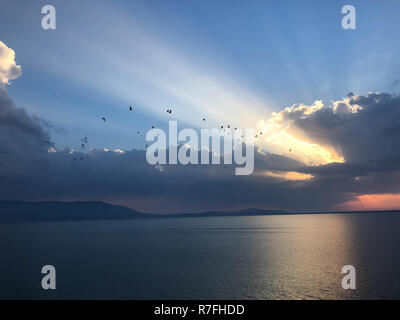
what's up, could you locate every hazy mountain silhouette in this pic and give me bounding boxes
[0,201,286,223]
[0,201,146,222]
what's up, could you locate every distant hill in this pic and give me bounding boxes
[0,201,287,223]
[0,201,146,222]
[1,201,398,223]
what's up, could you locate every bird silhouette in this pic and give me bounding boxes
[203,118,206,121]
[129,106,133,111]
[81,137,88,145]
[102,117,106,122]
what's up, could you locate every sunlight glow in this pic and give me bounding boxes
[256,119,345,165]
[336,193,400,211]
[260,170,314,181]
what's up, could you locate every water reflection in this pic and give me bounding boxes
[0,213,399,299]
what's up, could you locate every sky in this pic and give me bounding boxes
[1,0,400,213]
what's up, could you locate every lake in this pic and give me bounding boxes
[1,213,400,299]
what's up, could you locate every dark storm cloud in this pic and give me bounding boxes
[287,92,400,165]
[1,88,400,213]
[0,88,337,212]
[41,120,67,135]
[0,88,52,180]
[392,78,400,87]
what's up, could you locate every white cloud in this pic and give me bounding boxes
[0,41,22,86]
[256,100,345,165]
[256,92,400,167]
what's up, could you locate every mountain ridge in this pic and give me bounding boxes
[0,201,399,223]
[0,201,286,223]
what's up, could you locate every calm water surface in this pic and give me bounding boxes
[1,213,400,299]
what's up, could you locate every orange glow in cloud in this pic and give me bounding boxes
[260,171,314,181]
[336,193,400,211]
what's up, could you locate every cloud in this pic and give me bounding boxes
[335,193,400,211]
[0,91,336,212]
[0,41,22,86]
[392,78,400,87]
[258,171,314,181]
[1,87,400,213]
[1,41,400,213]
[257,100,345,165]
[0,88,52,179]
[257,92,400,167]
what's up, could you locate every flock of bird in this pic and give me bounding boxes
[43,104,280,163]
[44,104,375,164]
[97,105,265,160]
